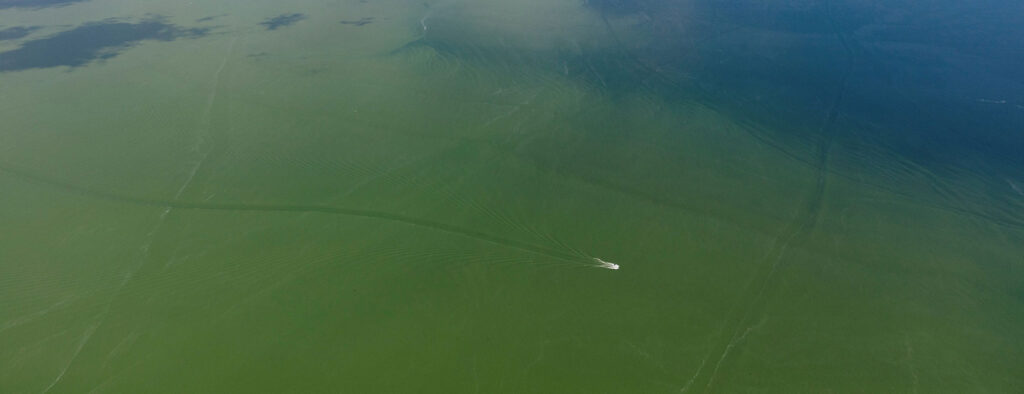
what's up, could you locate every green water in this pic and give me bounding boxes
[2,0,1022,392]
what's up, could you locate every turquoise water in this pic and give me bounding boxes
[1,0,1022,392]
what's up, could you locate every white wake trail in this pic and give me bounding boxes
[593,257,619,270]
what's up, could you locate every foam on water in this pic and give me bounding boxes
[594,257,619,270]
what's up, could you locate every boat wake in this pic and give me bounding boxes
[594,258,619,270]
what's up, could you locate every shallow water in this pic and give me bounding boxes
[1,0,1022,392]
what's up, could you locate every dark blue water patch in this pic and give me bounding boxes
[0,0,87,9]
[260,13,306,31]
[589,0,1024,173]
[0,18,210,72]
[196,14,227,23]
[339,17,374,26]
[0,25,40,40]
[408,0,1024,222]
[706,0,877,35]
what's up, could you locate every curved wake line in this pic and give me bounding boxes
[42,323,98,393]
[0,163,621,269]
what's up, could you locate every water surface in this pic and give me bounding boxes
[1,0,1022,392]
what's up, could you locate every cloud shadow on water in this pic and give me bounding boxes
[0,26,41,40]
[259,13,306,31]
[339,17,374,26]
[196,14,227,23]
[0,0,89,10]
[0,17,210,72]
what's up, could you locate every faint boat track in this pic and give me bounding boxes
[684,0,855,391]
[175,36,238,201]
[0,162,594,268]
[38,38,242,393]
